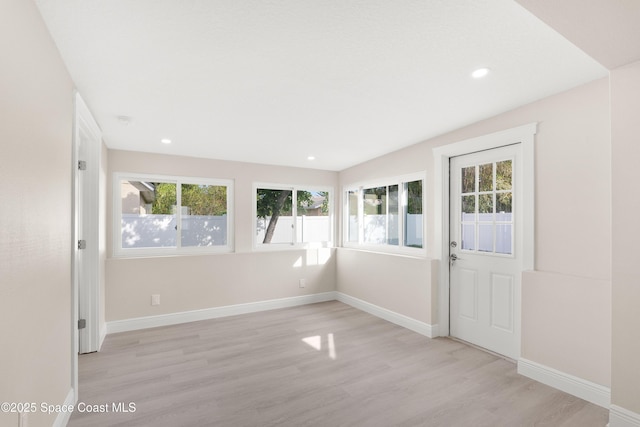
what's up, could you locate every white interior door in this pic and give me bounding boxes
[449,144,522,359]
[74,93,101,355]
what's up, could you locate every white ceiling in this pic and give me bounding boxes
[35,0,607,171]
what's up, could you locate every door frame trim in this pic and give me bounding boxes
[71,92,102,396]
[432,123,536,341]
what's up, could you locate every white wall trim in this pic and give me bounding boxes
[71,92,103,397]
[518,358,610,408]
[99,325,107,349]
[76,92,102,354]
[52,388,75,427]
[432,122,537,340]
[107,292,338,334]
[106,291,439,340]
[610,405,640,427]
[336,292,438,338]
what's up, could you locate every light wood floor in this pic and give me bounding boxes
[69,301,608,426]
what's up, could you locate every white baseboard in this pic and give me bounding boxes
[99,324,107,349]
[52,388,75,427]
[106,291,438,340]
[517,358,610,408]
[610,405,640,427]
[336,292,438,338]
[107,292,338,334]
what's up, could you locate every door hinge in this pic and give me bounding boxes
[78,160,87,171]
[78,319,86,330]
[78,240,87,250]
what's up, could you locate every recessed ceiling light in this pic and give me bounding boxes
[471,68,490,79]
[307,156,316,161]
[161,138,171,144]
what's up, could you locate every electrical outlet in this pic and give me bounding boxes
[299,279,306,288]
[151,294,160,306]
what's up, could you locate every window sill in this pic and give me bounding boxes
[340,244,427,259]
[252,242,335,252]
[112,246,234,259]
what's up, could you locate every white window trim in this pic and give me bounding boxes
[113,172,234,257]
[253,182,334,251]
[342,171,427,256]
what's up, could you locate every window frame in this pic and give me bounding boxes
[458,157,515,257]
[113,172,234,257]
[343,172,426,255]
[253,182,334,251]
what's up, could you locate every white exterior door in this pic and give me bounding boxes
[449,144,522,359]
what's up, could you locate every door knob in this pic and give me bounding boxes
[450,253,460,266]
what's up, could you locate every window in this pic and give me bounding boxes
[363,185,399,245]
[255,185,332,248]
[460,160,513,254]
[347,190,359,243]
[114,173,233,256]
[404,180,423,248]
[345,175,424,252]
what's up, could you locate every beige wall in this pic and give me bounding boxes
[337,249,438,325]
[337,77,611,387]
[107,249,336,320]
[611,60,640,414]
[0,1,74,426]
[522,271,611,386]
[106,150,338,321]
